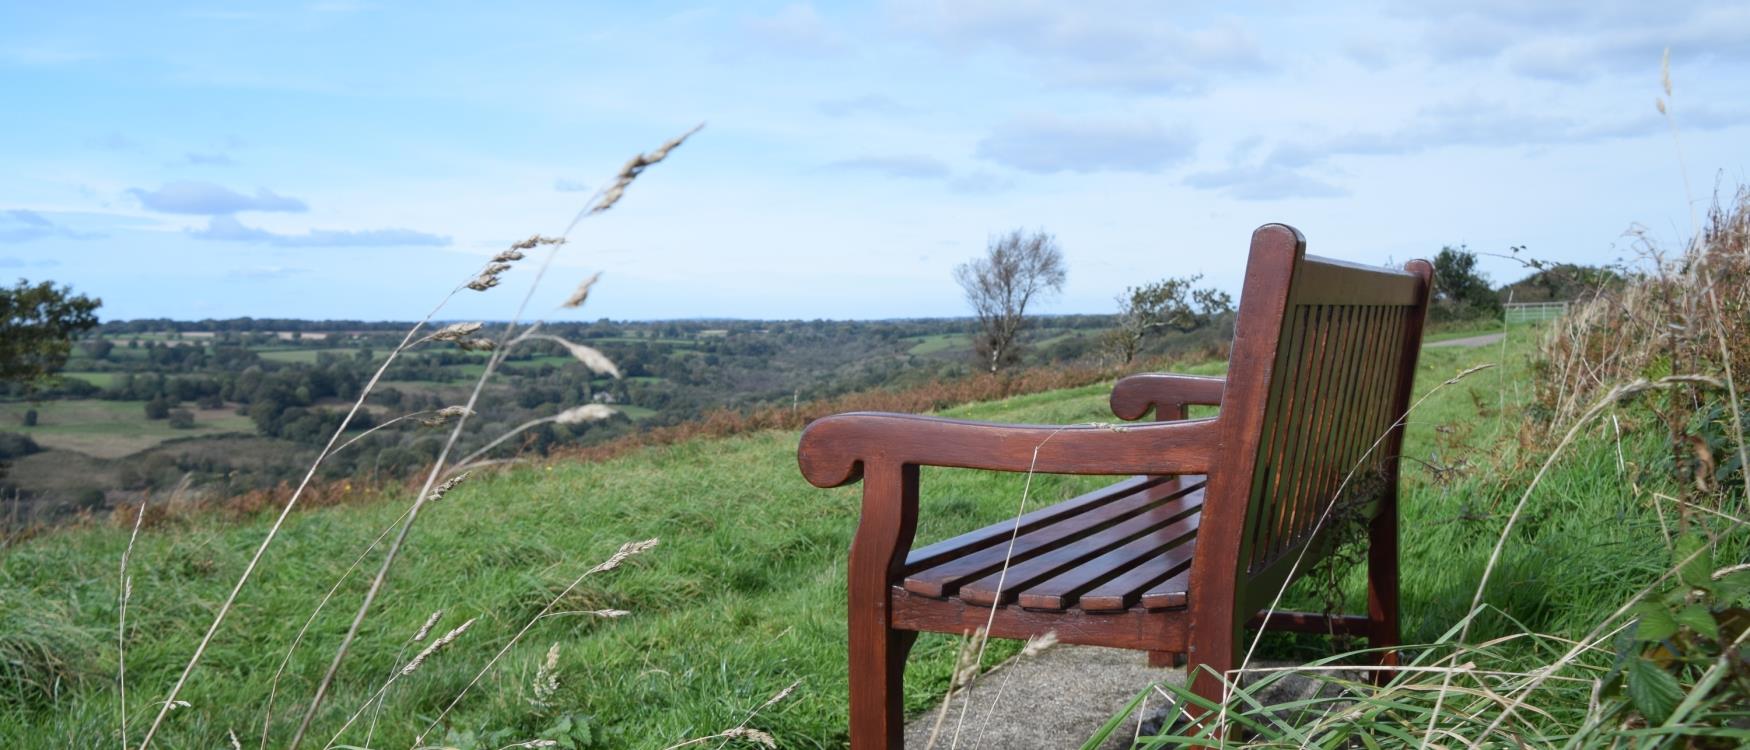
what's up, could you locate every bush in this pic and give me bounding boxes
[20,409,35,427]
[167,409,195,429]
[144,396,170,420]
[0,432,40,459]
[73,487,105,510]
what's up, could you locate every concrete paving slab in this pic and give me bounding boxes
[902,645,1182,750]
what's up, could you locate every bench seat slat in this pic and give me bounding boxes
[1018,497,1202,611]
[903,476,1202,598]
[1077,539,1199,612]
[903,475,1173,571]
[956,489,1203,607]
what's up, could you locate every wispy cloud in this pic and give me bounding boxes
[890,1,1271,93]
[1407,1,1750,79]
[0,209,106,243]
[226,265,308,280]
[745,3,845,56]
[190,215,449,247]
[85,132,140,151]
[182,152,236,166]
[817,94,913,118]
[820,154,951,179]
[553,178,591,193]
[1184,165,1349,201]
[1260,98,1744,170]
[975,115,1196,174]
[129,181,308,215]
[948,171,1016,194]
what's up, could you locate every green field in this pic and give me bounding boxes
[57,371,118,388]
[256,348,365,364]
[0,324,1732,747]
[614,404,658,421]
[904,332,969,356]
[0,399,255,458]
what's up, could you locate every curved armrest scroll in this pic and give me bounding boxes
[1110,373,1226,421]
[797,412,1218,488]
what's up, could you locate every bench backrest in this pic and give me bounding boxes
[1193,224,1432,615]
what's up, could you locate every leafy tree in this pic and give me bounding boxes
[1103,274,1234,364]
[144,395,171,420]
[1431,245,1502,322]
[21,409,36,427]
[954,228,1067,373]
[167,409,195,429]
[0,279,101,384]
[1498,259,1624,303]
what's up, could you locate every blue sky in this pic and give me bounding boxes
[3,1,1747,322]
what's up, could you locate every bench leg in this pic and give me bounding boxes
[1184,623,1240,742]
[847,463,921,749]
[1367,503,1401,684]
[848,615,916,749]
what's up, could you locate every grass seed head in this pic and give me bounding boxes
[413,610,445,642]
[1021,630,1059,658]
[561,272,602,309]
[530,642,561,707]
[420,405,475,426]
[401,617,475,676]
[431,322,484,342]
[588,538,660,574]
[555,404,617,425]
[591,124,704,215]
[509,234,565,252]
[720,728,776,748]
[429,472,470,503]
[551,337,620,377]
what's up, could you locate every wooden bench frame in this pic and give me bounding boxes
[799,224,1433,747]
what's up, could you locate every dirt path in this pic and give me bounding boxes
[1426,332,1505,348]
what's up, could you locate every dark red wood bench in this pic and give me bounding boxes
[798,224,1433,747]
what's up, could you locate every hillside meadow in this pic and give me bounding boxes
[0,313,1743,748]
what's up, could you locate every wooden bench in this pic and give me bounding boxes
[798,224,1433,747]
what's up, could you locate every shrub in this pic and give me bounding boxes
[167,409,194,429]
[0,432,40,459]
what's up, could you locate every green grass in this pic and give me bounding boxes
[614,404,659,421]
[904,333,968,356]
[0,326,1724,748]
[56,371,118,388]
[256,348,364,364]
[0,399,254,458]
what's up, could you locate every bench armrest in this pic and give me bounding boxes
[1110,373,1226,421]
[797,412,1218,488]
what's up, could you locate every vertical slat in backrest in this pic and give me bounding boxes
[1240,254,1430,597]
[1185,225,1433,629]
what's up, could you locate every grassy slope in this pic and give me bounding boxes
[2,323,1692,748]
[0,400,255,458]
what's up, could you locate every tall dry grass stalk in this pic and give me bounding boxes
[292,125,700,748]
[127,125,701,750]
[403,539,660,746]
[116,492,148,750]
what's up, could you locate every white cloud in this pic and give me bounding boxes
[0,209,105,243]
[975,115,1197,174]
[821,155,951,179]
[129,181,308,215]
[889,1,1270,93]
[190,215,449,247]
[745,3,846,56]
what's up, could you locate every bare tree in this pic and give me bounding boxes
[954,228,1067,373]
[1101,274,1234,364]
